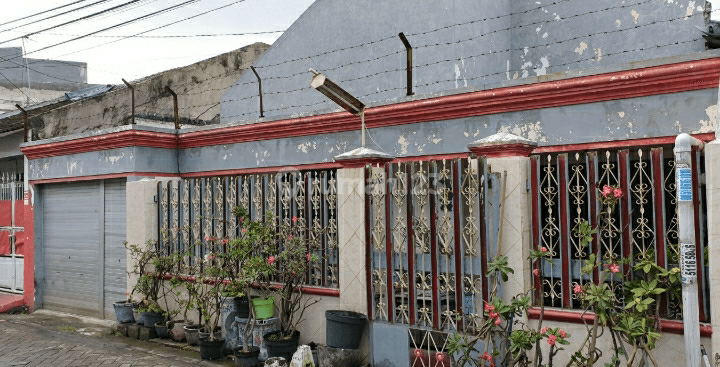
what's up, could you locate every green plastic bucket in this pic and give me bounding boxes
[252,297,274,319]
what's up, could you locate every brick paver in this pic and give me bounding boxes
[0,317,231,367]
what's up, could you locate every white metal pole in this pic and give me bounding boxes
[360,109,366,148]
[10,174,16,291]
[674,133,704,367]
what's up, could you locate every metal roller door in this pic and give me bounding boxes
[40,179,126,318]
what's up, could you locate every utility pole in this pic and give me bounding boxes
[674,133,704,367]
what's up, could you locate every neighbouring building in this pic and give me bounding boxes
[14,0,720,365]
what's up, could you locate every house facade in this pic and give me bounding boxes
[14,0,720,365]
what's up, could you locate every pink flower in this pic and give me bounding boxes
[574,285,583,294]
[607,263,620,273]
[488,311,498,318]
[602,185,613,198]
[540,247,548,253]
[204,236,211,241]
[222,239,228,244]
[241,228,246,234]
[239,217,244,222]
[481,352,493,361]
[547,334,556,346]
[288,235,293,240]
[292,216,298,223]
[306,253,311,261]
[484,303,495,312]
[533,269,540,277]
[558,330,567,338]
[613,188,623,198]
[267,256,276,265]
[541,327,548,334]
[494,318,502,326]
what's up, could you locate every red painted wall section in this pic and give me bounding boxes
[22,190,34,311]
[0,201,10,226]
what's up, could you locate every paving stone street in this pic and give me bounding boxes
[0,310,233,367]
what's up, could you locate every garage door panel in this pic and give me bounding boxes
[41,180,127,319]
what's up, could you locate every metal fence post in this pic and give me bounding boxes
[674,133,705,367]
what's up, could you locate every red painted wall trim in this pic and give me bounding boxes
[531,132,716,154]
[21,130,177,159]
[179,162,343,178]
[179,58,720,149]
[0,297,24,313]
[158,274,340,297]
[22,58,720,157]
[469,143,536,158]
[22,190,34,311]
[29,172,179,184]
[527,308,712,337]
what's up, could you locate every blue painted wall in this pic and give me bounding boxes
[221,0,707,124]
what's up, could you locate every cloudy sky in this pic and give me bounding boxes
[0,0,315,84]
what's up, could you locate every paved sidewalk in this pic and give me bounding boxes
[0,310,233,367]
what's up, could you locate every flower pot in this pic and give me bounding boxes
[222,297,245,353]
[169,320,188,342]
[184,324,202,346]
[325,310,367,349]
[199,326,222,341]
[236,316,279,361]
[199,337,226,360]
[318,345,364,367]
[140,311,165,328]
[252,297,274,320]
[233,346,260,367]
[154,321,170,338]
[132,307,143,325]
[264,357,287,367]
[263,330,299,361]
[113,300,136,323]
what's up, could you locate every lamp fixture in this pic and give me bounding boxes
[310,69,367,147]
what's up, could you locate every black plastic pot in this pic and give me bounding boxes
[325,310,367,349]
[154,321,170,339]
[140,311,165,328]
[113,300,136,323]
[263,330,300,361]
[199,337,225,360]
[233,346,260,367]
[236,296,250,319]
[184,324,202,346]
[199,326,222,341]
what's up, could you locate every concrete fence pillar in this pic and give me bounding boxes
[125,178,163,296]
[704,139,720,361]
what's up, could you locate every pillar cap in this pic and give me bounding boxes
[334,147,394,168]
[468,132,537,158]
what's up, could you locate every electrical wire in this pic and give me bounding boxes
[0,0,90,28]
[18,30,285,38]
[0,0,145,47]
[0,70,36,104]
[0,0,115,35]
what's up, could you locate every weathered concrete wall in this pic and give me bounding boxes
[32,43,270,140]
[221,0,707,124]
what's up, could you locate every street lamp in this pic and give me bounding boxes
[310,69,367,147]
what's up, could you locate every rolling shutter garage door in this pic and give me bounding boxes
[41,179,126,318]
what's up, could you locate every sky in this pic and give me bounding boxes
[0,0,315,84]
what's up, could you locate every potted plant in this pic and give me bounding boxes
[226,207,278,366]
[261,215,321,360]
[112,292,137,323]
[126,239,174,328]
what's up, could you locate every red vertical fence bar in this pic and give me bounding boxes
[305,173,312,285]
[452,159,464,322]
[618,150,632,277]
[478,157,490,304]
[651,148,667,269]
[651,148,669,317]
[384,163,394,321]
[406,163,416,325]
[530,155,542,304]
[365,165,374,320]
[429,161,440,329]
[557,154,571,308]
[321,171,327,287]
[691,147,707,322]
[587,152,600,283]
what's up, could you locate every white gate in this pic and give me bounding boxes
[0,172,24,293]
